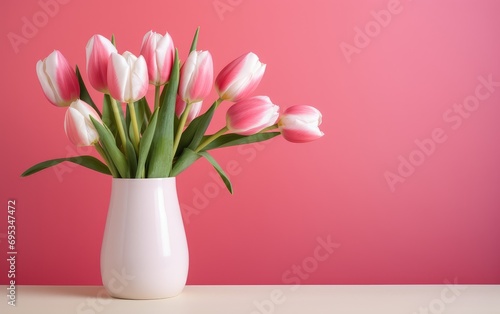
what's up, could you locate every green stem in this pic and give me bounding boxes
[154,85,161,109]
[110,97,127,151]
[128,101,140,152]
[214,97,223,109]
[172,101,194,154]
[95,143,118,177]
[195,126,228,153]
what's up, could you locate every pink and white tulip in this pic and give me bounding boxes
[86,34,117,93]
[107,51,149,103]
[178,50,213,103]
[226,96,279,135]
[140,31,175,86]
[279,105,324,143]
[64,99,102,146]
[36,50,80,107]
[175,96,202,125]
[215,52,266,102]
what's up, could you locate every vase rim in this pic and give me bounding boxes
[111,177,176,182]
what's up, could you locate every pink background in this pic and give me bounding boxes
[1,0,500,285]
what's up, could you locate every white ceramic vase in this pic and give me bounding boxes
[100,178,188,299]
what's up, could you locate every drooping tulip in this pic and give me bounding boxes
[175,96,202,125]
[226,96,279,136]
[86,34,117,93]
[279,105,324,143]
[178,50,213,103]
[140,31,175,85]
[64,99,102,146]
[107,51,149,103]
[36,50,80,107]
[215,52,266,102]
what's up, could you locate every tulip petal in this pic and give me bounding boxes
[140,31,158,83]
[64,100,101,146]
[226,96,279,135]
[215,52,266,101]
[189,51,213,101]
[86,35,116,92]
[179,51,213,103]
[36,50,80,107]
[55,52,80,103]
[130,56,149,100]
[279,105,324,143]
[36,59,58,106]
[281,128,324,143]
[108,53,129,102]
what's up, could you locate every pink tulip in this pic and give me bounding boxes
[178,50,213,103]
[86,34,117,93]
[279,105,324,143]
[175,96,202,125]
[140,31,175,85]
[107,51,149,103]
[226,96,279,135]
[64,99,102,146]
[215,52,266,102]
[36,50,80,107]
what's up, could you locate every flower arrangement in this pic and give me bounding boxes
[22,28,324,193]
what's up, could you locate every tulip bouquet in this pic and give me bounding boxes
[22,28,324,193]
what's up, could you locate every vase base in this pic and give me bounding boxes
[104,288,184,300]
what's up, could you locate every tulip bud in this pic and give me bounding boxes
[36,50,80,107]
[175,96,202,125]
[279,105,324,143]
[226,96,279,136]
[178,50,213,103]
[86,34,117,93]
[215,52,266,102]
[107,51,149,103]
[64,99,102,146]
[140,31,175,86]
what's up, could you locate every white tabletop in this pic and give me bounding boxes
[1,285,499,313]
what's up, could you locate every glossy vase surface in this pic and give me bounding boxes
[100,178,188,299]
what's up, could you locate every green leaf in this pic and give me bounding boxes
[159,81,168,108]
[148,50,180,178]
[137,97,152,133]
[102,94,117,137]
[76,65,101,117]
[125,138,137,178]
[189,27,200,53]
[126,104,140,150]
[175,115,201,157]
[125,102,132,139]
[115,99,128,148]
[136,109,158,178]
[96,143,118,177]
[187,101,217,151]
[170,148,201,177]
[198,151,233,194]
[203,132,281,151]
[21,156,111,177]
[90,116,129,178]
